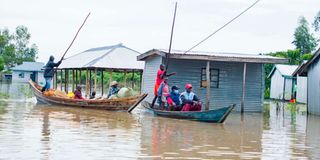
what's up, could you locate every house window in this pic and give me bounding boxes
[18,73,24,78]
[201,68,219,88]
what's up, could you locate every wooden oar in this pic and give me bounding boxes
[60,12,91,61]
[127,93,148,113]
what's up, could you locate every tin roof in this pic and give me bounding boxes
[293,47,320,76]
[11,62,45,72]
[138,49,288,64]
[58,44,144,70]
[267,64,298,78]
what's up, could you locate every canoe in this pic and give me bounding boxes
[141,101,235,123]
[29,80,148,111]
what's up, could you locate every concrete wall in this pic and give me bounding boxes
[141,56,264,112]
[307,58,320,115]
[12,71,45,85]
[296,75,307,104]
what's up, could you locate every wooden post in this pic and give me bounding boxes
[123,70,127,87]
[131,70,135,89]
[53,69,56,89]
[101,70,104,95]
[109,70,113,86]
[79,70,81,85]
[94,68,97,92]
[139,71,143,94]
[89,69,92,95]
[72,69,75,92]
[60,69,63,91]
[241,63,247,113]
[86,69,89,97]
[205,61,211,111]
[75,69,78,87]
[65,69,68,93]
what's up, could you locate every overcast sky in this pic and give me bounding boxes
[1,0,320,62]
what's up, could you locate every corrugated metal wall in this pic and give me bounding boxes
[141,56,163,102]
[284,78,293,100]
[296,75,307,103]
[307,59,320,115]
[163,58,263,112]
[270,70,284,99]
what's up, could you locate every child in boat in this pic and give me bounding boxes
[107,81,120,99]
[180,84,201,111]
[74,86,85,99]
[157,77,170,110]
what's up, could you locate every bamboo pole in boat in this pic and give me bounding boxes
[86,69,89,97]
[101,70,104,95]
[241,63,247,113]
[205,61,211,111]
[94,68,97,92]
[72,69,75,92]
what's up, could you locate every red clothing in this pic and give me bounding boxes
[74,90,84,99]
[156,69,165,85]
[181,103,201,111]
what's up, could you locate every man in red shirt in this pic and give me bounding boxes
[151,64,176,107]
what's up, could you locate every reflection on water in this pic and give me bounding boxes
[0,83,319,159]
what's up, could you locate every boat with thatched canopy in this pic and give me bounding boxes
[29,80,148,111]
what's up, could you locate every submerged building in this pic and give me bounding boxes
[295,48,320,115]
[268,64,298,101]
[138,49,287,112]
[11,62,45,84]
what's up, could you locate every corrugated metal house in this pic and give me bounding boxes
[268,64,298,101]
[138,49,287,112]
[11,62,45,84]
[295,48,320,115]
[292,62,308,104]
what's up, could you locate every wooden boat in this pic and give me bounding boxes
[141,101,235,123]
[29,80,148,111]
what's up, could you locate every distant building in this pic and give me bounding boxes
[138,49,287,112]
[268,64,298,101]
[292,62,308,104]
[11,62,45,84]
[295,48,320,115]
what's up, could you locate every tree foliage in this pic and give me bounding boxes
[292,16,318,55]
[0,25,38,69]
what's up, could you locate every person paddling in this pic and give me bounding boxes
[151,64,176,107]
[41,56,62,92]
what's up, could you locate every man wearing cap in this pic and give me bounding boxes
[107,81,120,98]
[168,85,182,111]
[180,83,201,111]
[41,56,62,92]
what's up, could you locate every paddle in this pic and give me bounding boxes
[60,12,91,62]
[127,93,148,113]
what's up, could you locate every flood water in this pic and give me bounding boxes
[0,83,319,159]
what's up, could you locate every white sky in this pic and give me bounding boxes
[1,0,320,62]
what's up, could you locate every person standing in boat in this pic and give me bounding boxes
[41,56,62,92]
[151,64,176,107]
[180,84,201,111]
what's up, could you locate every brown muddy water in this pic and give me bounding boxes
[0,83,319,160]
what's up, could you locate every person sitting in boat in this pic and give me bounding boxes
[151,64,176,107]
[168,85,182,111]
[74,86,85,99]
[41,55,62,92]
[157,77,170,110]
[180,84,202,111]
[107,81,120,99]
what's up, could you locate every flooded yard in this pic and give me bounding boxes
[0,83,319,159]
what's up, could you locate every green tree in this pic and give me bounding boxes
[0,56,4,71]
[292,16,318,55]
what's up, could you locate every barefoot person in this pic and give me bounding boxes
[42,56,62,92]
[151,64,176,107]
